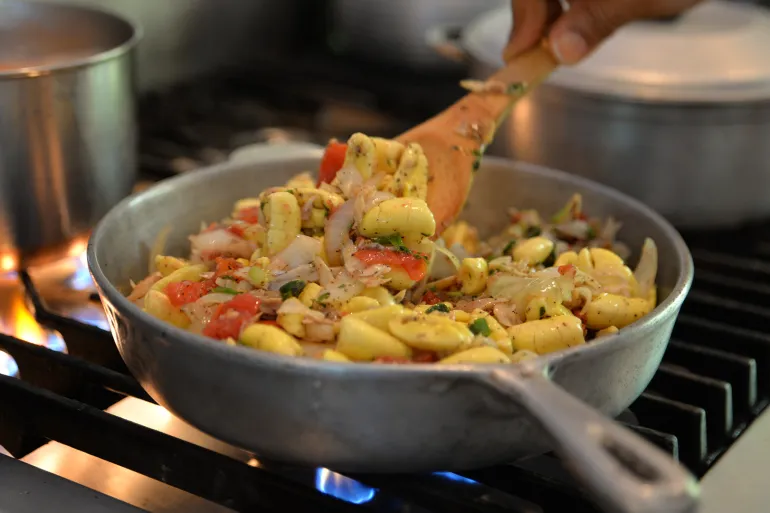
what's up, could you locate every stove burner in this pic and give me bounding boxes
[316,469,377,504]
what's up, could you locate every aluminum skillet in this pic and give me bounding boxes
[88,143,697,513]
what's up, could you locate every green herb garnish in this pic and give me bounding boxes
[279,280,306,300]
[524,226,542,238]
[315,292,331,306]
[373,233,410,253]
[212,287,238,295]
[426,303,450,314]
[219,275,236,281]
[469,318,492,337]
[586,226,597,240]
[472,158,481,172]
[507,82,526,94]
[539,306,546,319]
[502,240,516,256]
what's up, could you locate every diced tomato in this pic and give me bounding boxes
[558,264,576,276]
[354,249,428,281]
[317,141,347,186]
[412,350,438,363]
[510,212,522,223]
[374,356,411,364]
[203,315,245,340]
[235,206,261,224]
[215,257,243,277]
[421,290,441,305]
[215,293,261,318]
[203,294,261,340]
[202,222,219,233]
[164,281,211,307]
[226,224,246,238]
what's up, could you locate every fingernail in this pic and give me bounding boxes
[551,31,588,64]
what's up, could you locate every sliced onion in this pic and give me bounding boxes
[270,235,322,270]
[127,273,161,302]
[299,341,329,358]
[332,165,363,196]
[268,264,319,289]
[278,297,326,320]
[600,217,623,243]
[189,229,254,259]
[320,270,365,306]
[493,302,520,327]
[324,200,355,266]
[196,293,238,305]
[304,324,336,343]
[554,220,591,240]
[301,196,317,221]
[634,238,658,299]
[364,189,393,212]
[353,188,393,228]
[487,271,573,314]
[455,297,505,313]
[314,256,333,286]
[431,242,463,280]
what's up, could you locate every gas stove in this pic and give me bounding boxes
[2,52,770,513]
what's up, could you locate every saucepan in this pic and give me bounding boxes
[87,143,697,513]
[0,0,139,270]
[428,0,770,228]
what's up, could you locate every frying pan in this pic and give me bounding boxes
[88,143,697,513]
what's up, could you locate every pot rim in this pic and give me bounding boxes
[0,1,142,80]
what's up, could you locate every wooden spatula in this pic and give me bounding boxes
[396,43,559,235]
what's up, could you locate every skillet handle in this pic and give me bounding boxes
[480,367,700,513]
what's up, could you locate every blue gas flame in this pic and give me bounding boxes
[433,472,480,485]
[315,468,377,504]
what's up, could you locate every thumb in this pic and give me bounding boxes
[504,0,560,62]
[548,0,647,64]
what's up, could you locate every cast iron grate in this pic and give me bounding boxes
[0,228,768,512]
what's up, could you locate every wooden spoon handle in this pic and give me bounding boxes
[482,42,559,126]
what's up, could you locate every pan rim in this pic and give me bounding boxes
[88,150,694,376]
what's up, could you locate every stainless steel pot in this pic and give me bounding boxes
[0,0,139,270]
[88,143,697,513]
[34,0,298,92]
[432,0,770,228]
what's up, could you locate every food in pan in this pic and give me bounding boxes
[127,133,658,365]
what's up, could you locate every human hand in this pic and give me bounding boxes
[505,0,703,65]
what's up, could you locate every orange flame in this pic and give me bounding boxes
[0,277,63,350]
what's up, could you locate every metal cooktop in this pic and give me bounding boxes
[2,52,770,513]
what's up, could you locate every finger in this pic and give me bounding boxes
[549,0,703,64]
[503,0,561,62]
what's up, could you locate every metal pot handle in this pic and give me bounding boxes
[478,364,700,513]
[425,25,468,62]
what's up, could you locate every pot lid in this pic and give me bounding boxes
[463,0,770,103]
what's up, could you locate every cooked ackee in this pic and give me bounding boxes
[127,133,659,365]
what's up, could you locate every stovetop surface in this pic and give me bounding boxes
[2,52,770,513]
